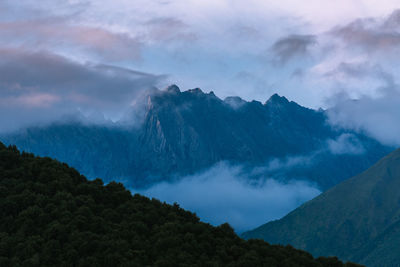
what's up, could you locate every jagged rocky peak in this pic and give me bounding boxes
[208,91,217,97]
[166,84,181,94]
[147,86,222,112]
[265,93,290,105]
[187,87,204,94]
[144,86,177,110]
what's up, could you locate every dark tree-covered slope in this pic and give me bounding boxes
[1,86,391,189]
[242,148,400,266]
[0,142,362,266]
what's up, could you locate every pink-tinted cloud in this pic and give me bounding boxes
[0,48,165,132]
[330,12,400,52]
[0,19,142,61]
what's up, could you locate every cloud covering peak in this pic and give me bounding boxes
[0,48,164,132]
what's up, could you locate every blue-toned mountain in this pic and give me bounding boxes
[1,85,392,188]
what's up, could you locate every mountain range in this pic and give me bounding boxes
[242,148,400,266]
[1,85,392,189]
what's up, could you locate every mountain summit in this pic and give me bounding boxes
[266,93,290,105]
[166,84,181,94]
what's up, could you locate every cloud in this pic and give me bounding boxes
[383,9,400,29]
[324,62,385,80]
[0,48,165,132]
[136,162,321,232]
[270,34,316,64]
[224,96,246,109]
[320,48,400,147]
[262,154,314,172]
[328,85,400,146]
[327,133,366,155]
[0,19,142,62]
[280,9,400,110]
[330,9,400,53]
[144,17,197,43]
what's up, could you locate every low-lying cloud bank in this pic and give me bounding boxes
[0,48,165,132]
[135,163,321,233]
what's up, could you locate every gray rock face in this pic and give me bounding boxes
[1,86,392,188]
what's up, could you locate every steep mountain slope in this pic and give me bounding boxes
[242,148,400,266]
[1,85,391,188]
[0,142,362,266]
[2,124,137,182]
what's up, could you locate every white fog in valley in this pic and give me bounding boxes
[135,163,321,232]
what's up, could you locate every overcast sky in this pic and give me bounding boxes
[1,0,400,144]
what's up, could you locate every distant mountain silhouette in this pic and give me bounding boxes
[1,85,391,188]
[242,148,400,266]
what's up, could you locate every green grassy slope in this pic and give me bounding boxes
[243,148,400,266]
